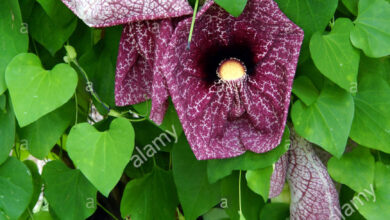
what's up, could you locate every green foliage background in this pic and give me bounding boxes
[0,0,390,219]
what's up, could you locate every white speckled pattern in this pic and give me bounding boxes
[61,0,193,27]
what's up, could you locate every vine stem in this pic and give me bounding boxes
[187,0,199,50]
[97,201,119,220]
[27,208,34,220]
[70,60,110,112]
[74,93,78,125]
[66,46,148,122]
[238,170,243,215]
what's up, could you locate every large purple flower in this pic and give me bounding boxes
[269,130,341,219]
[161,0,304,159]
[61,0,193,123]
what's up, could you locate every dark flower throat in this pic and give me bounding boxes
[199,42,256,84]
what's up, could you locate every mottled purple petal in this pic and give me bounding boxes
[287,130,341,220]
[269,153,288,198]
[115,20,174,124]
[162,0,304,159]
[61,0,193,27]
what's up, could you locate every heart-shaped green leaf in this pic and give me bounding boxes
[0,157,33,220]
[5,53,78,127]
[19,100,74,159]
[0,0,28,95]
[350,0,390,58]
[310,18,360,91]
[36,0,75,27]
[42,160,97,220]
[28,5,77,55]
[327,147,375,192]
[67,118,135,196]
[349,74,390,153]
[274,0,338,62]
[291,83,354,158]
[120,166,178,220]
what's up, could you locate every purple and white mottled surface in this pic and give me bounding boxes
[161,0,303,159]
[269,130,341,220]
[61,0,193,27]
[269,153,288,198]
[287,133,341,219]
[114,20,174,124]
[61,0,193,124]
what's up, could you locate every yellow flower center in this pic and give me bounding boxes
[217,58,247,81]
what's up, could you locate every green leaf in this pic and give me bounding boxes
[354,162,390,219]
[259,203,290,220]
[19,100,74,159]
[274,0,338,31]
[338,185,366,220]
[220,171,264,220]
[67,117,135,196]
[327,147,375,192]
[32,211,54,220]
[310,18,360,92]
[133,99,183,137]
[0,95,15,165]
[341,0,358,15]
[349,74,390,153]
[172,135,221,220]
[42,160,97,220]
[203,208,230,220]
[132,120,175,153]
[292,76,320,106]
[271,184,290,204]
[245,166,273,201]
[274,0,338,62]
[0,95,5,111]
[28,4,77,55]
[18,0,35,20]
[296,59,326,91]
[0,94,7,113]
[0,157,33,220]
[0,0,28,95]
[79,26,123,112]
[291,83,354,158]
[5,53,78,127]
[19,160,42,219]
[214,0,248,17]
[68,21,94,59]
[120,166,178,220]
[207,128,290,184]
[0,0,29,95]
[36,0,75,27]
[350,0,390,57]
[359,55,390,86]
